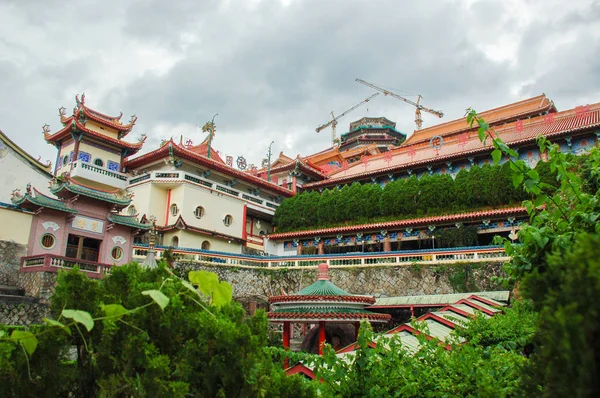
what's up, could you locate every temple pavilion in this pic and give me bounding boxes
[268,263,390,355]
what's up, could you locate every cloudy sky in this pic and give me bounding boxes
[1,0,599,168]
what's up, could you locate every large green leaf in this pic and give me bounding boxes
[142,290,170,310]
[188,270,219,297]
[62,309,94,332]
[11,330,38,356]
[101,304,129,320]
[211,281,233,308]
[43,318,71,335]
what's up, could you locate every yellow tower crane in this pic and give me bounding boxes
[316,93,380,146]
[355,78,443,130]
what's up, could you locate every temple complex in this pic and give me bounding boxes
[9,95,151,277]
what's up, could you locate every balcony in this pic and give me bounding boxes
[21,254,112,279]
[129,171,280,214]
[71,160,128,190]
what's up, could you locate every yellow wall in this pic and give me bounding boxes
[127,183,168,225]
[0,208,32,245]
[162,229,242,253]
[57,142,76,174]
[85,121,120,141]
[79,142,121,166]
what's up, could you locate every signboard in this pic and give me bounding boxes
[71,215,104,234]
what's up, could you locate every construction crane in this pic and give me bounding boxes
[316,93,380,146]
[355,78,444,130]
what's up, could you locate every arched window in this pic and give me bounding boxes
[170,204,179,217]
[40,234,56,249]
[94,158,104,167]
[111,246,123,261]
[201,240,211,250]
[223,215,233,227]
[127,205,136,216]
[194,206,205,219]
[171,236,179,248]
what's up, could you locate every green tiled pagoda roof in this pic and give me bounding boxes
[271,307,375,315]
[297,280,351,296]
[108,214,152,230]
[11,190,77,214]
[51,179,132,206]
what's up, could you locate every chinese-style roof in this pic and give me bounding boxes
[50,176,132,208]
[268,206,527,240]
[306,100,599,188]
[11,187,77,214]
[157,215,245,243]
[125,140,295,197]
[268,263,390,323]
[403,94,555,146]
[66,93,135,133]
[107,214,152,230]
[0,130,53,174]
[44,118,144,154]
[371,291,510,308]
[185,141,226,164]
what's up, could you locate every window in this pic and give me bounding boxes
[171,236,179,248]
[107,160,120,172]
[127,205,136,216]
[170,204,179,217]
[40,234,55,249]
[201,240,211,250]
[94,158,104,167]
[65,234,101,262]
[194,206,205,219]
[63,155,68,167]
[223,214,233,227]
[111,246,123,261]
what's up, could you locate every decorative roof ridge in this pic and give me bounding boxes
[107,213,152,230]
[50,176,133,206]
[11,184,78,213]
[62,175,126,194]
[268,206,527,239]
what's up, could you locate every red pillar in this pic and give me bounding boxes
[318,241,325,255]
[383,236,391,252]
[242,204,248,242]
[411,306,415,318]
[283,321,291,349]
[283,321,291,369]
[318,321,326,355]
[297,243,303,255]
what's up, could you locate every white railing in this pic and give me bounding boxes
[132,244,509,269]
[21,254,112,278]
[128,171,280,212]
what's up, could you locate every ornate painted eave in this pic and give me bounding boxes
[269,294,376,305]
[308,103,600,188]
[267,307,391,322]
[267,206,528,240]
[50,177,132,207]
[44,118,143,153]
[11,187,77,214]
[125,141,295,197]
[0,129,53,174]
[108,214,152,230]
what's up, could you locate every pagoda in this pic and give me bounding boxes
[12,94,151,277]
[268,263,390,355]
[339,117,407,152]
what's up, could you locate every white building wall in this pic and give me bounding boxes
[0,141,52,203]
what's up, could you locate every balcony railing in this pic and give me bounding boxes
[21,254,112,279]
[127,170,280,212]
[71,160,128,189]
[131,244,509,269]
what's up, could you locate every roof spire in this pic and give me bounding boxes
[317,263,329,281]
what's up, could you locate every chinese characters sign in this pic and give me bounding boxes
[71,215,104,234]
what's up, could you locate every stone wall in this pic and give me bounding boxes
[176,262,506,302]
[0,240,26,286]
[0,299,50,326]
[19,271,57,305]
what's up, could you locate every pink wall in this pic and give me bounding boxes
[27,197,139,266]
